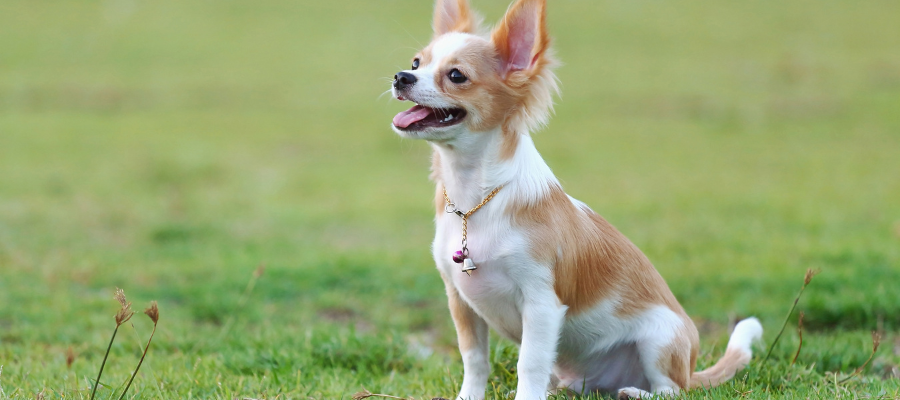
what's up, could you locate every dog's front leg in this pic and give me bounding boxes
[442,276,490,400]
[514,288,567,400]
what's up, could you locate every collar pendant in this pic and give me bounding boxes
[442,185,503,276]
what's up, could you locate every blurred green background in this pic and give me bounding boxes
[0,0,898,398]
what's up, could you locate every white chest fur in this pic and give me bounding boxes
[428,133,562,345]
[432,212,530,342]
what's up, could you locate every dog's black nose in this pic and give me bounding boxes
[394,72,417,90]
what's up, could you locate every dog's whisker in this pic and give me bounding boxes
[376,89,394,101]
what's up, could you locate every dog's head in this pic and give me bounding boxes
[391,0,558,141]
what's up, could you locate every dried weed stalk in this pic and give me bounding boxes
[90,288,134,400]
[65,347,76,369]
[763,268,819,363]
[351,388,411,400]
[791,311,804,366]
[118,301,160,400]
[839,331,883,383]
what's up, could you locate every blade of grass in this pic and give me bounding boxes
[190,264,264,354]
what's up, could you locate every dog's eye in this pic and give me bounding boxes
[411,58,420,70]
[448,69,467,84]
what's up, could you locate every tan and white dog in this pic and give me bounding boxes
[389,0,762,399]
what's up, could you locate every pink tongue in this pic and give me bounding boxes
[393,105,433,128]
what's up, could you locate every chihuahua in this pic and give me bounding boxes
[389,0,762,399]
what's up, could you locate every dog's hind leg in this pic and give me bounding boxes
[617,312,695,399]
[614,340,689,399]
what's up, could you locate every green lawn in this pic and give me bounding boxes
[1,0,899,398]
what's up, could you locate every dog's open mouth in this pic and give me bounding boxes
[393,104,467,131]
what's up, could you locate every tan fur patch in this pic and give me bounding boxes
[441,271,480,352]
[498,126,520,160]
[431,150,444,213]
[690,346,751,389]
[513,185,684,316]
[416,44,433,69]
[656,321,700,389]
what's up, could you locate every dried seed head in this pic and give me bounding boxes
[144,301,159,325]
[115,307,134,326]
[803,268,820,286]
[254,263,266,279]
[873,331,882,352]
[351,390,373,400]
[115,287,128,308]
[114,287,134,325]
[65,347,75,368]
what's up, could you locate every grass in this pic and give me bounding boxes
[1,0,899,398]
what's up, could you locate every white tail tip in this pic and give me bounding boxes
[727,317,763,353]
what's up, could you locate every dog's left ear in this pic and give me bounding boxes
[433,0,475,37]
[491,0,549,79]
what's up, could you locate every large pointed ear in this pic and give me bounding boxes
[491,0,549,77]
[432,0,476,37]
[433,0,475,37]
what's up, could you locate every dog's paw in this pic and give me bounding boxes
[617,387,647,400]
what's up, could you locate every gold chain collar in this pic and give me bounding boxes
[442,185,503,275]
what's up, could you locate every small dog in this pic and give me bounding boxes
[389,0,762,399]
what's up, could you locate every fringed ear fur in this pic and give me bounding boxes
[434,0,476,37]
[490,0,550,79]
[490,0,558,134]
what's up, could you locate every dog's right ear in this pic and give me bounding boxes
[433,0,475,37]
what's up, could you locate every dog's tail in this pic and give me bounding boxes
[689,317,763,389]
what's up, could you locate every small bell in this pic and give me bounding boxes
[462,258,477,275]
